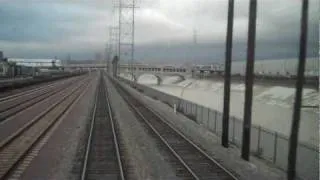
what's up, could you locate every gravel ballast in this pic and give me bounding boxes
[105,76,184,180]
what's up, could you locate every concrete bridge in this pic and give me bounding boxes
[63,64,190,84]
[64,63,226,84]
[64,63,108,69]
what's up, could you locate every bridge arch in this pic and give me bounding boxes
[135,73,162,85]
[120,72,136,81]
[164,74,186,82]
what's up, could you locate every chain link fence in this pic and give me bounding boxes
[120,78,319,180]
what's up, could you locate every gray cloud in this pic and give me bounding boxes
[0,0,318,62]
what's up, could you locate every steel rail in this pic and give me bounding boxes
[80,84,98,180]
[104,77,126,180]
[0,78,91,179]
[0,78,81,122]
[112,78,239,180]
[81,75,125,180]
[0,76,80,103]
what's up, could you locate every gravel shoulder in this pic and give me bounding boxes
[117,79,287,180]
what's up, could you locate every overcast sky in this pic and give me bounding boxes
[0,0,318,63]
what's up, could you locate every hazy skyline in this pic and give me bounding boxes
[0,0,318,63]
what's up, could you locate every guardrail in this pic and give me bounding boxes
[119,77,319,180]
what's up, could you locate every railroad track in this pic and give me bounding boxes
[0,77,82,122]
[0,76,80,103]
[110,77,238,180]
[81,76,125,180]
[0,77,92,180]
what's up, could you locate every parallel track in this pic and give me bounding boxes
[110,77,238,180]
[0,77,81,122]
[81,76,125,180]
[0,77,91,180]
[0,76,79,103]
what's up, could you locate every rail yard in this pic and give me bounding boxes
[0,71,293,180]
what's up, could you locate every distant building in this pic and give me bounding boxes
[8,58,62,68]
[0,59,16,77]
[0,51,10,76]
[0,61,10,76]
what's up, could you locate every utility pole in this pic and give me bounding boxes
[193,28,197,45]
[287,0,309,179]
[241,0,258,161]
[131,0,135,82]
[222,0,235,148]
[108,25,119,75]
[192,0,199,79]
[118,0,122,77]
[105,43,109,73]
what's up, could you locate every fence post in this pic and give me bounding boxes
[257,126,261,153]
[208,109,211,129]
[187,102,189,114]
[181,100,184,113]
[214,110,218,133]
[201,106,204,124]
[273,132,278,164]
[207,107,210,127]
[232,117,235,143]
[187,101,189,114]
[185,101,187,113]
[196,104,198,122]
[191,103,193,115]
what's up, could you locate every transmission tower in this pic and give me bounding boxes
[193,28,198,45]
[107,26,119,73]
[114,0,137,77]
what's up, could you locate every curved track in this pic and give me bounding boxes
[110,76,238,180]
[0,77,91,180]
[81,76,125,180]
